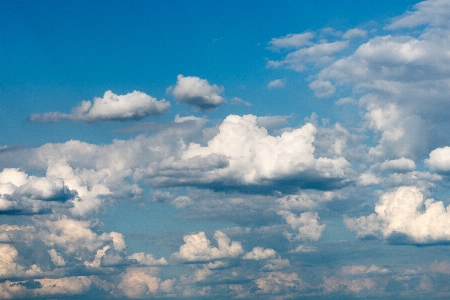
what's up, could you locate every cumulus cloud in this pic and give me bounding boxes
[380,157,416,172]
[425,146,450,173]
[308,80,335,97]
[345,186,450,243]
[171,231,243,262]
[29,90,170,122]
[118,267,173,298]
[171,75,225,111]
[343,28,367,39]
[242,247,277,260]
[278,211,326,241]
[173,114,351,192]
[268,79,285,89]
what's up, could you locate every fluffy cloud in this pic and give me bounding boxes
[0,168,76,214]
[255,272,308,295]
[345,186,450,243]
[29,90,170,122]
[174,114,351,192]
[171,231,243,262]
[380,157,416,172]
[387,0,450,29]
[425,146,450,173]
[171,75,224,111]
[242,247,277,260]
[118,267,173,298]
[278,211,326,241]
[268,79,285,89]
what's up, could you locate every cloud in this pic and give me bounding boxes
[387,0,450,29]
[268,79,285,89]
[425,146,450,173]
[242,247,277,260]
[230,97,252,106]
[171,231,243,262]
[345,186,450,244]
[268,32,314,49]
[118,267,173,298]
[343,28,367,39]
[308,80,335,97]
[171,114,351,192]
[171,75,225,111]
[380,157,416,172]
[278,211,326,241]
[29,90,170,122]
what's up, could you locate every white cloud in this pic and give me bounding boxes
[255,272,307,294]
[425,146,450,173]
[343,28,367,39]
[387,0,450,29]
[230,97,251,106]
[380,157,416,172]
[177,114,350,191]
[171,231,243,262]
[335,97,357,105]
[128,253,168,266]
[308,80,335,97]
[118,267,172,298]
[345,186,450,243]
[171,74,225,111]
[268,79,285,89]
[269,32,314,49]
[278,211,326,241]
[243,247,277,260]
[29,90,170,122]
[268,41,348,71]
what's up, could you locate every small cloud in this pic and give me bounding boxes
[268,32,314,49]
[336,97,357,105]
[171,75,225,111]
[343,28,367,39]
[230,97,252,107]
[242,247,277,260]
[268,79,285,89]
[309,80,336,98]
[29,90,170,122]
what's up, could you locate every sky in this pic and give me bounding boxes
[2,0,450,298]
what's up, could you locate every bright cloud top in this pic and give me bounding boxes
[171,74,225,111]
[171,231,243,262]
[180,114,350,190]
[345,186,450,244]
[29,90,170,122]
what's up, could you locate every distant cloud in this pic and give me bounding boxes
[380,157,416,172]
[29,90,170,122]
[171,231,243,262]
[269,32,314,49]
[171,74,225,111]
[335,97,357,105]
[230,97,252,106]
[243,247,277,260]
[343,28,367,39]
[268,79,285,89]
[308,80,335,98]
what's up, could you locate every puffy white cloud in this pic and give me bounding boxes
[278,211,325,241]
[230,97,251,107]
[177,114,350,191]
[380,157,416,172]
[268,79,285,89]
[171,231,243,262]
[425,146,450,173]
[268,32,314,49]
[118,267,167,298]
[358,173,381,186]
[242,247,277,260]
[171,75,224,111]
[345,186,450,243]
[29,90,170,122]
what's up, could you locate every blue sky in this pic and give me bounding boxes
[2,0,450,299]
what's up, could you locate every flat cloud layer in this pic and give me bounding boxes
[29,90,170,122]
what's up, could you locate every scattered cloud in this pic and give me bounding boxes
[268,79,285,89]
[171,75,225,111]
[29,90,170,122]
